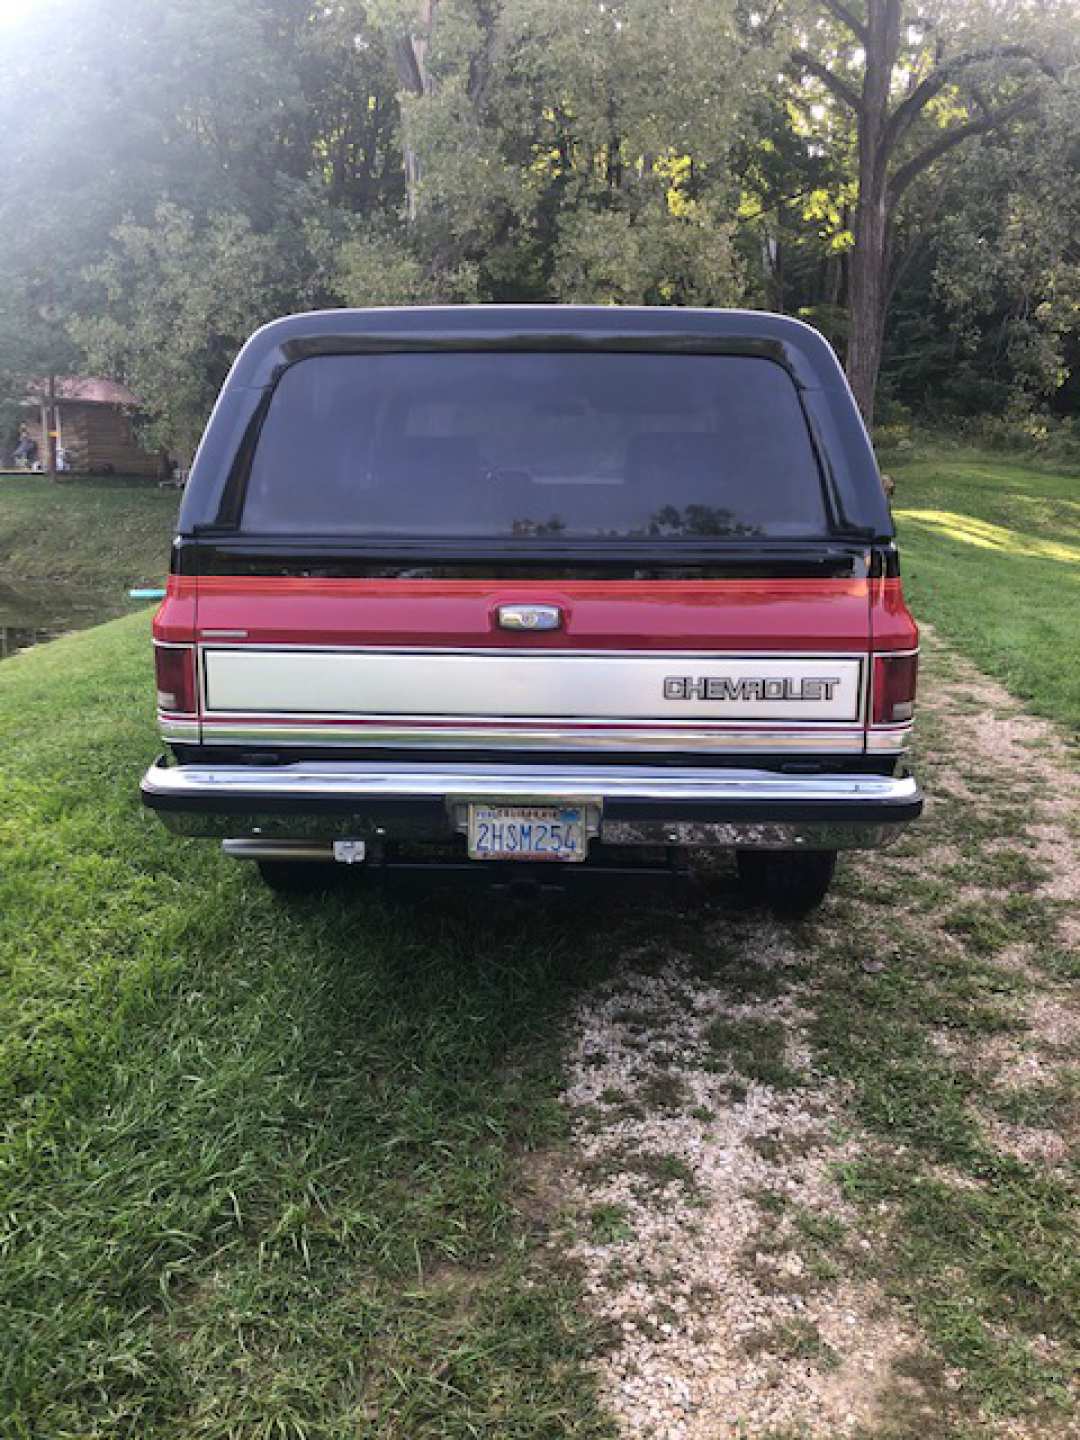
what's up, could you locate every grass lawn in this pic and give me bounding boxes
[1,445,1076,1435]
[0,612,614,1437]
[886,447,1080,732]
[0,473,178,633]
[2,615,1076,1437]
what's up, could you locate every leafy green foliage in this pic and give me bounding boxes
[72,202,345,455]
[0,0,1078,446]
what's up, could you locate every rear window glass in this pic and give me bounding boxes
[241,352,828,539]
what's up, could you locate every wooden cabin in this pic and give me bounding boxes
[22,377,160,477]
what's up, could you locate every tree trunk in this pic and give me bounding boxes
[845,0,900,427]
[393,1,438,223]
[795,1,1052,425]
[847,175,888,424]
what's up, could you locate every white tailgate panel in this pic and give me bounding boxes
[203,649,864,723]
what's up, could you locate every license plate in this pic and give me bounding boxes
[467,804,588,862]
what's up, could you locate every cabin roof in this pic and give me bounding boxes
[25,376,140,407]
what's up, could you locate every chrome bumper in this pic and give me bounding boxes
[141,758,921,851]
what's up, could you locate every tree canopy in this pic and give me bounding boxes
[0,0,1077,451]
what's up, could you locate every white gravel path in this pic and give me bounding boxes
[548,632,1078,1439]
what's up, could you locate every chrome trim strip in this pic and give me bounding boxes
[192,720,867,753]
[159,717,200,743]
[199,710,863,732]
[197,644,874,657]
[866,727,913,753]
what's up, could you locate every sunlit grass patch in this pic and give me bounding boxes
[895,507,1080,565]
[886,449,1080,729]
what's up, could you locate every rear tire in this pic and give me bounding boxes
[736,849,837,916]
[256,860,343,896]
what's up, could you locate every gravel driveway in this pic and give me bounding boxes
[540,633,1078,1440]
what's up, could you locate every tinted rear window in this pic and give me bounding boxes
[241,352,828,539]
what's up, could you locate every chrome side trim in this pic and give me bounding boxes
[159,717,200,743]
[192,719,867,753]
[866,726,913,753]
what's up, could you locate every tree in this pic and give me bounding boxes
[73,202,344,457]
[882,83,1080,420]
[497,0,765,303]
[2,0,1078,454]
[791,0,1067,422]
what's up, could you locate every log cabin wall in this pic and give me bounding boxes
[81,403,158,476]
[22,402,158,476]
[62,406,92,469]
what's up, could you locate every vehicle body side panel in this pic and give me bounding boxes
[153,575,197,643]
[870,577,919,651]
[190,577,872,652]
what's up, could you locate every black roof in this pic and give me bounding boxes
[224,305,847,391]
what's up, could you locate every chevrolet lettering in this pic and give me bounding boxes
[140,305,922,912]
[663,676,843,703]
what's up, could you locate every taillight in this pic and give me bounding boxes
[154,644,197,713]
[872,652,918,725]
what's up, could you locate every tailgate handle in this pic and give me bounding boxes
[497,604,562,632]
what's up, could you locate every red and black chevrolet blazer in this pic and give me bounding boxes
[141,305,921,910]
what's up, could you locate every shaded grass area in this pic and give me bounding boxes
[0,615,615,1437]
[884,448,1080,731]
[0,474,177,632]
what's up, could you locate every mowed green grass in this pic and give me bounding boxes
[1,447,1076,1435]
[3,620,1076,1437]
[887,449,1080,731]
[0,474,177,626]
[0,615,614,1438]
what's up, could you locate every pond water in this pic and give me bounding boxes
[0,580,141,662]
[0,622,66,658]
